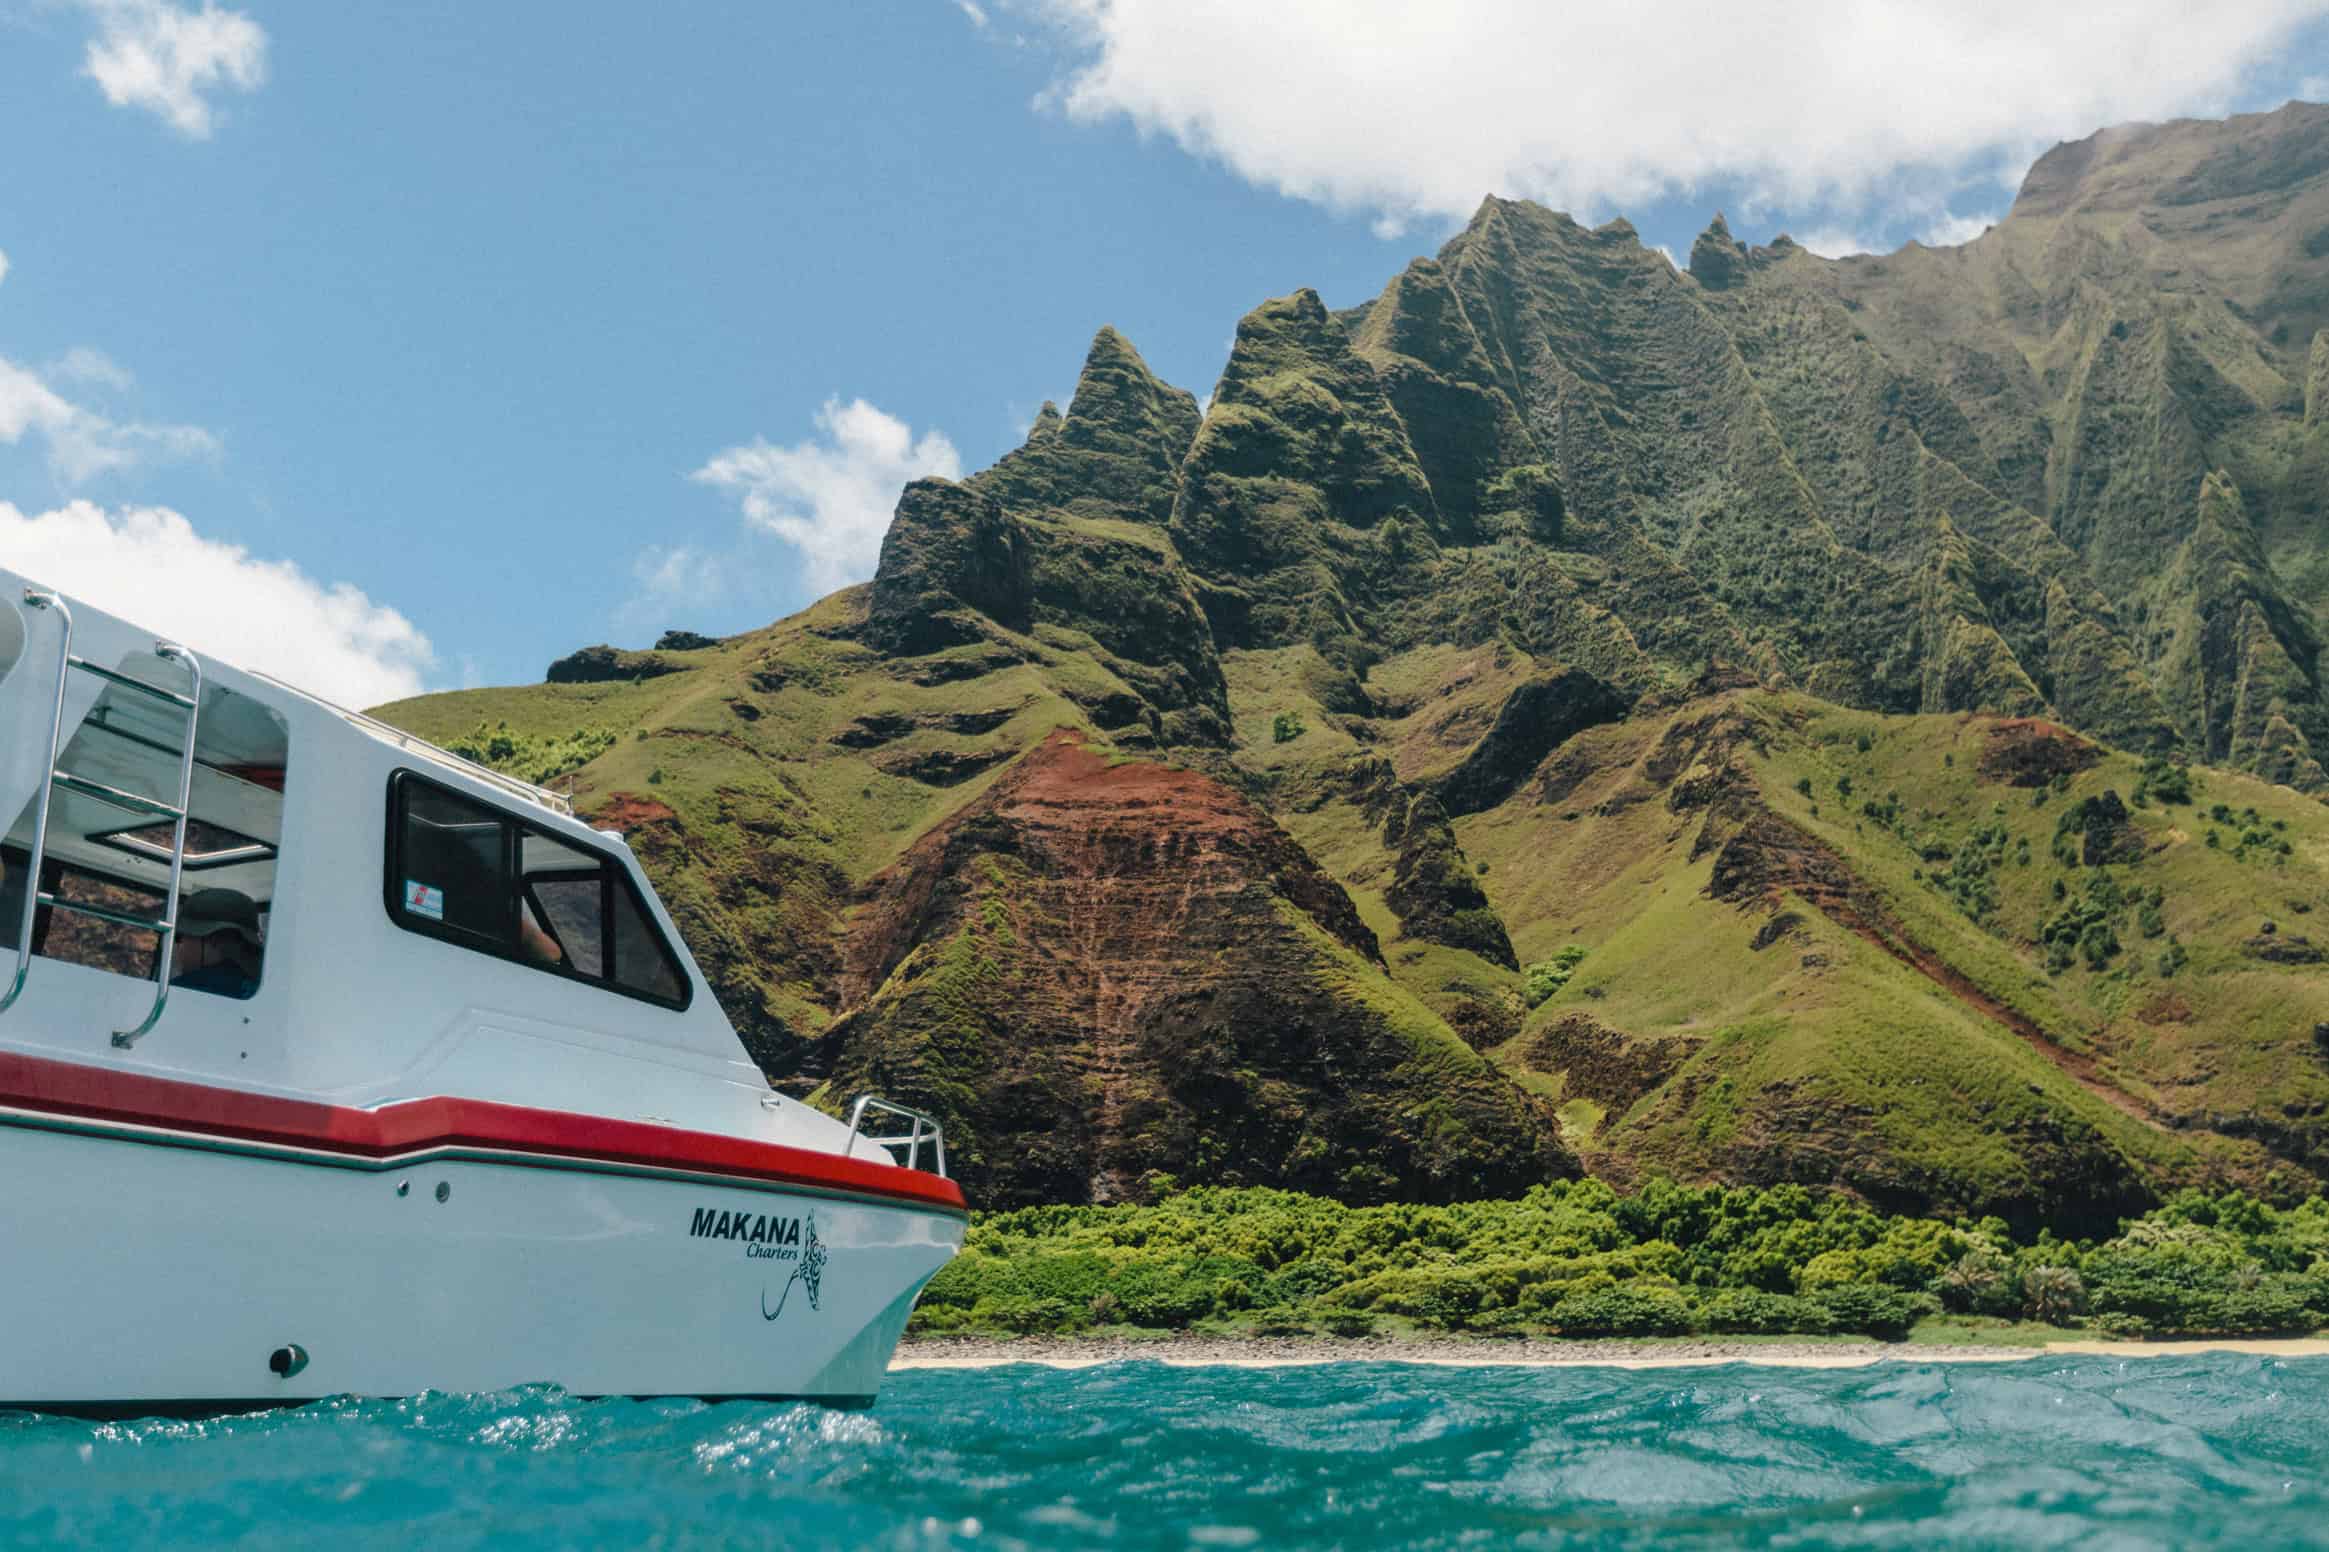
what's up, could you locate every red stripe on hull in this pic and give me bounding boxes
[0,1051,967,1214]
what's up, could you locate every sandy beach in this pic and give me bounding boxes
[894,1333,2329,1371]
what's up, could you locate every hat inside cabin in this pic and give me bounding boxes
[178,888,263,947]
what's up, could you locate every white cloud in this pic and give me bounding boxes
[616,544,733,637]
[1024,0,2329,227]
[0,254,218,482]
[0,501,436,708]
[1796,228,1882,259]
[78,0,268,139]
[0,360,78,447]
[631,544,726,605]
[0,350,218,484]
[690,398,962,593]
[1781,203,2000,259]
[50,347,135,393]
[1919,210,2002,247]
[957,0,990,28]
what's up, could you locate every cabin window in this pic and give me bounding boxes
[608,877,686,1003]
[527,873,606,978]
[385,771,690,1010]
[2,665,288,1003]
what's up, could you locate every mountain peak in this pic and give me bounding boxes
[1690,212,1750,289]
[969,324,1199,525]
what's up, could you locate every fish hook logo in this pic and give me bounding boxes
[761,1212,826,1321]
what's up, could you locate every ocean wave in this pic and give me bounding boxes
[4,1355,2323,1549]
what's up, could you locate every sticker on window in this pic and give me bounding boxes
[405,881,445,921]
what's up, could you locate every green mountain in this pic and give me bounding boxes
[381,102,2329,1231]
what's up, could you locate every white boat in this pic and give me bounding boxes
[0,571,965,1415]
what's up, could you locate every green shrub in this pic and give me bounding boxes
[446,722,618,785]
[1522,945,1589,1007]
[969,1295,1084,1334]
[1807,1284,1935,1339]
[1249,1305,1313,1336]
[2078,920,2119,968]
[1697,1289,1835,1335]
[1547,1285,1694,1337]
[1271,710,1306,744]
[1112,1257,1260,1328]
[2078,1223,2316,1335]
[2134,758,2192,806]
[1937,1250,2020,1317]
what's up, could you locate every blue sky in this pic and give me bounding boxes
[4,1,2327,705]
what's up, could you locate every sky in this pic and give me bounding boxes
[3,0,2328,707]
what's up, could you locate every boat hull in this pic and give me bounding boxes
[0,1117,963,1412]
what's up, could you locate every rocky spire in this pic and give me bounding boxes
[970,326,1201,524]
[1192,288,1436,527]
[1689,212,1750,289]
[1351,257,1545,537]
[2155,472,2327,779]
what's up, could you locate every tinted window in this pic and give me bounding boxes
[395,784,512,942]
[386,773,689,1010]
[530,874,605,978]
[608,879,684,1002]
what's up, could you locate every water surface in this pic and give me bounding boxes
[5,1355,2324,1548]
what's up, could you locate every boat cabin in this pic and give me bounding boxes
[0,570,851,1153]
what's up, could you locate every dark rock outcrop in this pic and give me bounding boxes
[1431,667,1631,816]
[1687,213,1750,290]
[1381,792,1518,967]
[1978,719,2103,787]
[863,479,1034,656]
[1522,1013,1692,1118]
[546,644,682,684]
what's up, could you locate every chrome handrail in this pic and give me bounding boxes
[0,590,75,1017]
[111,640,202,1049]
[842,1094,948,1177]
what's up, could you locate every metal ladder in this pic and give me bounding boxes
[0,588,203,1048]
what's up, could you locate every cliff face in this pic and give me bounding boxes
[818,732,1572,1206]
[379,102,2329,1226]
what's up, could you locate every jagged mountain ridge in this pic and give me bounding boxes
[383,103,2329,1225]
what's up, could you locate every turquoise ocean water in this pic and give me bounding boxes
[5,1355,2326,1549]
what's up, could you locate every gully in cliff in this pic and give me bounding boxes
[0,570,963,1415]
